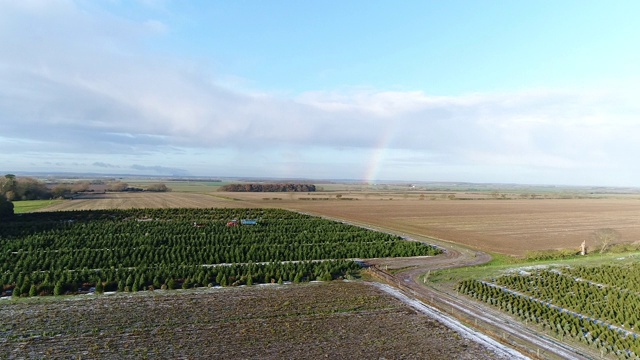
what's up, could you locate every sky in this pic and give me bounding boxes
[1,0,640,186]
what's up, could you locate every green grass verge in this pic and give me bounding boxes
[425,250,640,285]
[12,200,64,214]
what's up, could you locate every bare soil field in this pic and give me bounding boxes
[42,191,251,211]
[38,191,640,257]
[0,282,502,359]
[229,193,640,257]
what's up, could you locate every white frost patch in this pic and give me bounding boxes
[371,282,530,360]
[504,264,552,275]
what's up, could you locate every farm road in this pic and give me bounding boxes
[299,212,593,360]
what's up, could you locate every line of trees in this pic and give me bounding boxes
[219,183,316,192]
[0,174,51,201]
[0,208,440,296]
[0,193,13,218]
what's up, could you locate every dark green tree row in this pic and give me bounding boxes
[494,269,640,330]
[219,183,316,192]
[458,279,640,359]
[562,263,640,294]
[1,208,439,296]
[0,209,438,275]
[4,260,359,297]
[0,193,13,218]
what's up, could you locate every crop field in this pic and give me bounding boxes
[252,195,640,257]
[0,281,502,359]
[0,208,439,297]
[42,192,246,211]
[35,191,640,256]
[30,190,640,256]
[457,261,640,359]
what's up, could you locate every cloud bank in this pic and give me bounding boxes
[1,1,638,185]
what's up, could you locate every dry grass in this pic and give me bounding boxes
[41,192,251,211]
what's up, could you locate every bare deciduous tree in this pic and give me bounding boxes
[592,228,621,254]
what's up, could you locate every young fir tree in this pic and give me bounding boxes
[182,278,191,289]
[53,282,63,296]
[167,278,176,290]
[95,280,104,294]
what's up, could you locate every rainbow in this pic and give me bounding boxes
[363,128,396,184]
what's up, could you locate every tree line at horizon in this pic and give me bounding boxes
[219,183,316,192]
[0,208,440,297]
[0,174,170,205]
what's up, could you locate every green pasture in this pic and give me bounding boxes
[12,200,64,214]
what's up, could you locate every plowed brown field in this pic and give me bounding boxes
[42,192,252,211]
[40,191,640,256]
[274,197,640,256]
[1,282,503,359]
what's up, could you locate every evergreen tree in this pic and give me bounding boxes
[53,282,63,296]
[95,280,104,294]
[0,194,13,219]
[182,278,191,289]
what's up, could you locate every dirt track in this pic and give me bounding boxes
[365,238,593,360]
[35,192,625,358]
[293,210,594,359]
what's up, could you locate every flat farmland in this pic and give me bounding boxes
[234,193,640,257]
[41,192,251,211]
[0,281,503,360]
[38,191,640,257]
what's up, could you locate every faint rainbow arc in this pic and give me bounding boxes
[364,128,396,184]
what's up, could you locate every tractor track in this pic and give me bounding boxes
[296,211,595,360]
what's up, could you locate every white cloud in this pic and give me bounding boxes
[0,1,639,185]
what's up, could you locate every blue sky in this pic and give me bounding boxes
[1,0,639,186]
